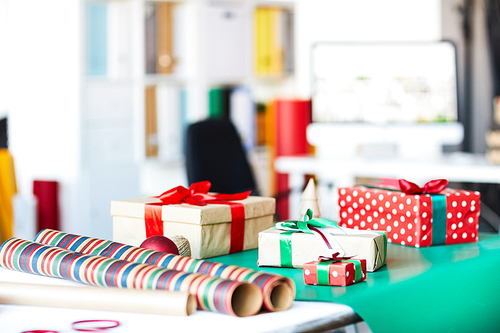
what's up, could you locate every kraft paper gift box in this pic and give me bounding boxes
[303,257,367,286]
[257,210,387,272]
[111,182,275,259]
[337,179,481,247]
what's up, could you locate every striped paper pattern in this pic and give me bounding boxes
[35,229,294,311]
[0,238,243,316]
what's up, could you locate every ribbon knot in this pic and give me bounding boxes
[146,181,251,254]
[318,252,353,263]
[276,209,342,235]
[156,181,251,206]
[375,178,448,195]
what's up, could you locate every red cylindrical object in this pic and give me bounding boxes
[275,99,311,158]
[274,99,312,220]
[33,180,60,232]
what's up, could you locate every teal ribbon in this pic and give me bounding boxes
[317,260,333,285]
[278,209,342,234]
[317,259,363,285]
[362,184,448,246]
[431,194,447,245]
[279,231,294,268]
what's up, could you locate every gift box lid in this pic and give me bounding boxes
[111,195,276,226]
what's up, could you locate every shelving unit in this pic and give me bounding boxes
[82,0,297,197]
[2,0,294,241]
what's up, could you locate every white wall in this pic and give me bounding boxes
[294,0,442,98]
[6,0,82,233]
[0,0,8,116]
[295,0,493,153]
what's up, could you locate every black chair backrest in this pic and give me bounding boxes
[185,118,258,195]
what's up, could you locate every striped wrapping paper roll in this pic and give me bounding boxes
[0,238,262,317]
[35,229,295,312]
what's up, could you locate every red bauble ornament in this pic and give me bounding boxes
[140,235,179,255]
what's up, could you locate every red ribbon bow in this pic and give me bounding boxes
[318,253,354,262]
[376,178,448,195]
[145,181,251,254]
[398,179,448,194]
[157,181,251,206]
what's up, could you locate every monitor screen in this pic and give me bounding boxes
[311,42,458,124]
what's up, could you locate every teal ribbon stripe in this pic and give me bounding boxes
[316,260,332,285]
[276,209,344,267]
[279,231,294,268]
[363,185,449,245]
[213,234,500,333]
[317,260,362,285]
[430,194,447,245]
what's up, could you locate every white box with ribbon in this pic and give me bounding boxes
[111,182,275,259]
[257,211,387,272]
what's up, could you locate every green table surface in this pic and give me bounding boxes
[213,233,500,333]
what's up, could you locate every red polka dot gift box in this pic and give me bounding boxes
[303,256,367,287]
[337,179,480,247]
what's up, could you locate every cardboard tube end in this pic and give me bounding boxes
[269,283,294,311]
[231,283,263,317]
[186,294,197,316]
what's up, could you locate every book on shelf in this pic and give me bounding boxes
[209,87,231,118]
[156,84,183,162]
[254,7,294,75]
[208,86,256,152]
[144,86,158,157]
[230,87,255,153]
[107,1,131,78]
[86,2,107,76]
[86,1,131,78]
[144,85,186,161]
[156,2,175,74]
[144,2,184,75]
[255,103,267,146]
[145,2,157,74]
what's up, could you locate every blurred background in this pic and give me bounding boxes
[0,0,499,242]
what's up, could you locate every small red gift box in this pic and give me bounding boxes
[303,257,367,286]
[338,179,480,247]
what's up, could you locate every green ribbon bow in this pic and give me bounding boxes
[276,209,344,267]
[277,209,344,234]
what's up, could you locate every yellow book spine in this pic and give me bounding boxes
[255,7,271,74]
[0,149,16,242]
[268,8,284,74]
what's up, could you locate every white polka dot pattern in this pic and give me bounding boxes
[303,259,367,286]
[338,186,481,247]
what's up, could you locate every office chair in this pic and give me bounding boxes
[185,118,259,195]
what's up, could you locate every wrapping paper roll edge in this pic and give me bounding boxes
[0,282,197,316]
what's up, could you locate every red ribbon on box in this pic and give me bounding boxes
[375,178,448,195]
[144,181,251,254]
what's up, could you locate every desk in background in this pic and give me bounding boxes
[276,153,500,221]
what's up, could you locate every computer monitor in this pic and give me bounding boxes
[311,41,458,124]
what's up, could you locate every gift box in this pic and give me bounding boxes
[337,179,481,247]
[303,257,367,286]
[111,182,275,258]
[257,210,387,272]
